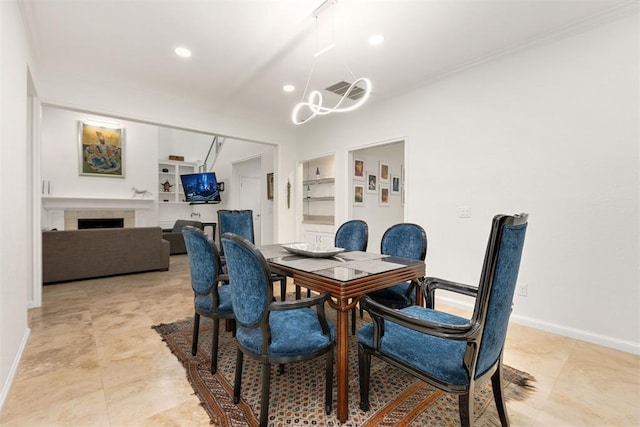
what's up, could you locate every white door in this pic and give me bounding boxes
[240,176,262,245]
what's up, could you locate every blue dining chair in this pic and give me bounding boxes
[335,219,368,253]
[221,232,336,427]
[217,209,288,301]
[334,220,368,335]
[358,213,529,426]
[182,226,234,374]
[362,223,427,313]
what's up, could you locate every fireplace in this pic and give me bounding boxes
[78,218,124,229]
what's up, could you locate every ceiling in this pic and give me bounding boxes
[20,0,633,126]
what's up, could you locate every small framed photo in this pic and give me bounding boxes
[78,121,125,177]
[354,184,364,206]
[391,175,401,194]
[379,162,389,183]
[354,159,365,181]
[267,173,274,200]
[366,171,377,194]
[379,185,390,206]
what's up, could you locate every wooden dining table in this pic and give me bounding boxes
[257,244,426,424]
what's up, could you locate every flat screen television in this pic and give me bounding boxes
[180,172,221,204]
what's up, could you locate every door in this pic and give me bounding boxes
[240,176,262,245]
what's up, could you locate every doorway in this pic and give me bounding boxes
[233,156,263,245]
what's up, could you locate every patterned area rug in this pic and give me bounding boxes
[153,315,535,426]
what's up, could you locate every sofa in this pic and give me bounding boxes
[162,219,205,255]
[42,226,170,284]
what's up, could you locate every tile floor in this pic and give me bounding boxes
[0,255,638,426]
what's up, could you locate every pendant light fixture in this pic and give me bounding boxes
[291,0,372,125]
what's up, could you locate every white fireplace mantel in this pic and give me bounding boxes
[42,196,155,230]
[42,195,155,209]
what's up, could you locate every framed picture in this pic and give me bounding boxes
[391,175,401,194]
[354,184,364,206]
[366,171,377,194]
[379,185,390,206]
[78,121,125,177]
[267,172,274,200]
[354,159,365,180]
[379,162,389,183]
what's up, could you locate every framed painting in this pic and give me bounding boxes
[391,175,401,194]
[267,172,274,200]
[354,159,365,181]
[354,184,364,206]
[379,161,389,183]
[78,121,125,177]
[379,185,390,206]
[366,171,377,194]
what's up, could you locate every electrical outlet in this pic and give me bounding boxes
[458,206,471,218]
[518,282,528,297]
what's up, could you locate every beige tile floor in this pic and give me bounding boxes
[1,255,638,426]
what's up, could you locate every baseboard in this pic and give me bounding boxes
[436,296,640,356]
[0,327,30,412]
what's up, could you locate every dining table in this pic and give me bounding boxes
[257,243,426,424]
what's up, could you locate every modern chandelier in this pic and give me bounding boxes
[291,1,372,125]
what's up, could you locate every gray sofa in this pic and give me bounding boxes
[162,219,204,255]
[42,227,170,284]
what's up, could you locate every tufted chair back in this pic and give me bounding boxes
[182,225,221,301]
[217,210,254,247]
[220,233,271,329]
[335,220,368,251]
[474,219,528,378]
[380,223,427,261]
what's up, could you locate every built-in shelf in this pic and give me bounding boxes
[304,196,335,202]
[303,178,335,185]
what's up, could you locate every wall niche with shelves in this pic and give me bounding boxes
[303,155,335,226]
[158,160,196,203]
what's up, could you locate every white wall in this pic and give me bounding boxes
[295,15,640,353]
[0,0,31,408]
[40,107,159,201]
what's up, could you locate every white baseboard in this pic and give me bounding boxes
[0,327,31,412]
[436,296,640,356]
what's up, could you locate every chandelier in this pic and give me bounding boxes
[291,1,372,125]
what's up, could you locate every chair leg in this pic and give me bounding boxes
[280,277,286,301]
[458,392,473,427]
[233,349,244,404]
[358,343,371,411]
[325,348,334,415]
[259,363,272,427]
[191,312,200,356]
[211,318,219,374]
[351,307,356,335]
[491,366,510,426]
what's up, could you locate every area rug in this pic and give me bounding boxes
[153,315,535,426]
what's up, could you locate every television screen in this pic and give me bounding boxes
[180,172,221,204]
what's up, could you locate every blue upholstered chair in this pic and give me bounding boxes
[221,232,336,427]
[182,226,234,374]
[335,219,368,253]
[358,213,529,426]
[334,220,368,335]
[362,223,427,312]
[217,209,287,301]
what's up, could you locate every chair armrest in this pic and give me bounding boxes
[422,277,478,308]
[270,293,333,336]
[269,292,330,311]
[361,296,480,341]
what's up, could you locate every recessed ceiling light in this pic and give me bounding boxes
[174,47,192,58]
[283,84,295,93]
[368,34,384,46]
